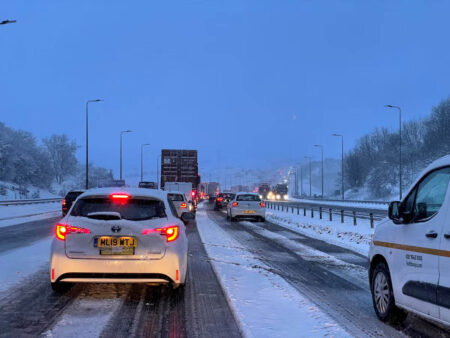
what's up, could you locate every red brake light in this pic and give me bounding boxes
[191,190,196,197]
[232,202,238,207]
[142,225,179,242]
[260,202,265,208]
[181,202,187,208]
[56,224,90,241]
[62,199,66,206]
[110,193,130,203]
[217,197,223,202]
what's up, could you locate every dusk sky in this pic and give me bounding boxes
[2,1,450,179]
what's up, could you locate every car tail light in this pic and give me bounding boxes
[191,190,196,198]
[56,224,90,241]
[181,202,187,209]
[232,202,238,207]
[260,202,265,208]
[62,199,66,206]
[142,225,179,242]
[110,193,131,203]
[217,197,223,202]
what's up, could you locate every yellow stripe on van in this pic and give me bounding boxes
[373,241,450,257]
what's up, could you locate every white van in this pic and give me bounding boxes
[369,155,450,327]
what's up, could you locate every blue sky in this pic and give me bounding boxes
[2,1,450,179]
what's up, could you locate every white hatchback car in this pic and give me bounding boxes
[227,192,265,222]
[167,191,190,219]
[369,155,450,327]
[50,188,193,291]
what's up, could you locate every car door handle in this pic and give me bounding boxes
[426,231,438,239]
[444,233,450,239]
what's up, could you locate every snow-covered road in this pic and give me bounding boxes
[0,202,447,337]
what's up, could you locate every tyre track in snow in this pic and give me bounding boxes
[99,220,242,338]
[208,207,449,338]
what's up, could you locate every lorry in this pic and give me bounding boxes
[160,149,199,189]
[269,183,288,200]
[161,149,200,208]
[258,183,271,199]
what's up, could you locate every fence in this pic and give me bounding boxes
[265,200,387,229]
[0,198,62,206]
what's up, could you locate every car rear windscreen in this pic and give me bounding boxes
[70,198,167,221]
[66,191,84,201]
[168,194,184,201]
[236,194,261,201]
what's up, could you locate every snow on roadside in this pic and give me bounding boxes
[0,238,51,295]
[196,207,350,338]
[0,202,61,228]
[266,208,376,256]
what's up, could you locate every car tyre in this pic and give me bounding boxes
[371,262,407,324]
[260,217,266,222]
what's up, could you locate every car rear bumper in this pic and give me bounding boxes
[231,208,265,218]
[50,248,187,285]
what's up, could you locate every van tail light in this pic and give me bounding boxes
[217,197,223,202]
[232,202,238,207]
[142,225,179,242]
[180,202,187,209]
[260,202,265,208]
[56,224,90,241]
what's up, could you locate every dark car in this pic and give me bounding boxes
[214,193,235,210]
[62,190,85,216]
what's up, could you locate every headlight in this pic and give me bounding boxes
[259,195,263,199]
[276,194,281,200]
[284,195,288,200]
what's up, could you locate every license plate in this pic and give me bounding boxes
[243,210,255,214]
[95,236,137,255]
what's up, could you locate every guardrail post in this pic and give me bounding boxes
[291,206,294,214]
[297,207,299,215]
[319,207,322,219]
[329,208,332,221]
[341,210,344,223]
[303,207,306,216]
[311,208,314,218]
[353,211,357,225]
[370,213,374,228]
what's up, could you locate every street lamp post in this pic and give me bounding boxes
[300,163,303,196]
[120,130,132,180]
[304,156,312,197]
[140,143,150,182]
[314,145,324,198]
[156,154,161,189]
[0,19,17,25]
[332,134,344,200]
[85,99,103,189]
[385,105,402,200]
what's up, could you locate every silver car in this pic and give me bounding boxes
[227,192,266,222]
[50,188,193,291]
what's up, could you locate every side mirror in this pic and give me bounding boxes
[181,212,195,222]
[388,201,401,222]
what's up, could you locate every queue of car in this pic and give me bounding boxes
[56,157,450,331]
